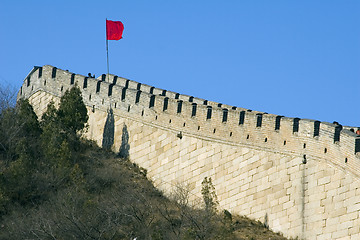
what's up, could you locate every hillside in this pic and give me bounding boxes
[0,86,291,239]
[0,146,291,240]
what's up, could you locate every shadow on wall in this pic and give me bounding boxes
[119,124,130,159]
[102,108,115,150]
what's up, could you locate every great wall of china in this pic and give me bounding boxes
[18,65,360,239]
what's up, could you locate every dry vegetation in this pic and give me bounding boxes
[0,86,292,239]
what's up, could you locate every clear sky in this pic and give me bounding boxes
[0,0,359,126]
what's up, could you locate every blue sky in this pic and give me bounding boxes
[0,0,359,126]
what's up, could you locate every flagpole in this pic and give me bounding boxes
[106,18,110,83]
[106,19,124,83]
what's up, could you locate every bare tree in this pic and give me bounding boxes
[0,83,16,114]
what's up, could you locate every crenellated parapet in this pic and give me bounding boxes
[19,65,360,173]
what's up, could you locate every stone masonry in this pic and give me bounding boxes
[18,65,360,239]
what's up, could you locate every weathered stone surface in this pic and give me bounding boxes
[19,65,360,240]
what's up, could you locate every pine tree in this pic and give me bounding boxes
[57,86,88,135]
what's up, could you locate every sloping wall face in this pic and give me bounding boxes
[19,65,360,239]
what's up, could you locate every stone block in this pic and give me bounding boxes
[347,202,360,213]
[331,229,349,239]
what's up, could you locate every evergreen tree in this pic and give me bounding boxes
[0,100,42,208]
[201,177,219,215]
[0,86,89,211]
[57,86,88,135]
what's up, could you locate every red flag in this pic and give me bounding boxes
[106,20,124,40]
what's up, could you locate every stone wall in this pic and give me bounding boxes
[19,65,360,239]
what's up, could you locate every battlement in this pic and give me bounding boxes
[18,65,360,239]
[18,65,360,157]
[19,65,360,159]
